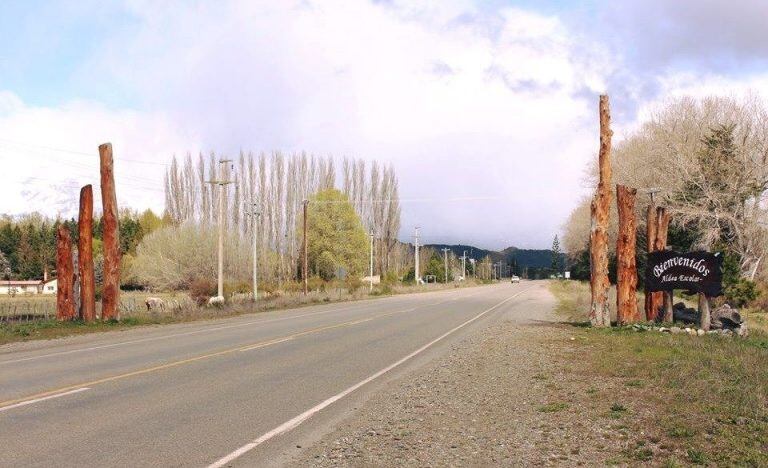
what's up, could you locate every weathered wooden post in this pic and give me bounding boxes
[589,95,613,327]
[78,185,96,322]
[699,293,711,331]
[55,225,76,320]
[645,206,670,321]
[654,208,673,322]
[616,185,640,324]
[644,203,658,320]
[99,143,121,320]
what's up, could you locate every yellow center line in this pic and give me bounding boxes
[0,292,474,410]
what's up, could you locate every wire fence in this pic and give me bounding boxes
[0,295,197,324]
[0,280,479,325]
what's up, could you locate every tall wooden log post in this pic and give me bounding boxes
[654,208,673,322]
[99,143,121,320]
[644,203,658,320]
[55,225,76,320]
[589,95,613,327]
[616,185,640,324]
[645,207,670,321]
[78,185,96,322]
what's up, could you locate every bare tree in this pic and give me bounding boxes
[565,94,768,281]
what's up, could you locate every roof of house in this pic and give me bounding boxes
[1,280,42,286]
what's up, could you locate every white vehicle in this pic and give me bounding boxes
[510,275,520,283]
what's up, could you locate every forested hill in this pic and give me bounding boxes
[424,244,560,270]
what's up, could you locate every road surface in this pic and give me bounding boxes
[0,281,548,467]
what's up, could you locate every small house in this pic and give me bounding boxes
[0,280,43,295]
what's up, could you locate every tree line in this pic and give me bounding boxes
[0,210,164,283]
[158,152,402,285]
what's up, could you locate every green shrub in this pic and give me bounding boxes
[537,402,569,413]
[725,278,758,307]
[749,281,768,311]
[316,251,337,281]
[383,271,400,284]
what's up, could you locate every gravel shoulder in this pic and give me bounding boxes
[294,283,634,466]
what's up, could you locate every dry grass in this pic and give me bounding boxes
[549,280,768,466]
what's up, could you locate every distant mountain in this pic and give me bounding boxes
[424,243,565,274]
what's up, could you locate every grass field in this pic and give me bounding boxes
[550,280,768,466]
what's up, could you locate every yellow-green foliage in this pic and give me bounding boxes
[306,189,368,277]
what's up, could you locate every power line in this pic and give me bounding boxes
[300,196,502,205]
[0,138,171,166]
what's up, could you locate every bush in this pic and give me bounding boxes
[402,267,415,283]
[224,281,251,297]
[316,251,337,281]
[725,278,758,307]
[383,271,400,284]
[346,276,362,293]
[307,276,325,292]
[189,278,216,306]
[749,281,768,311]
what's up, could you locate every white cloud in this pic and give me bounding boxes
[0,94,194,217]
[0,0,633,247]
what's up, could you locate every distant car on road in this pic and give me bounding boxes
[510,275,520,283]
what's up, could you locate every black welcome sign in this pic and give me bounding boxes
[645,251,723,297]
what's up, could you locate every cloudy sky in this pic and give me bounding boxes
[1,0,766,250]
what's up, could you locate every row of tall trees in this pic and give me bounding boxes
[562,94,768,304]
[160,152,402,285]
[0,210,163,282]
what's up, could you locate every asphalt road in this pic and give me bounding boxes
[0,281,545,467]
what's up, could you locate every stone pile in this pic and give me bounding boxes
[627,302,748,337]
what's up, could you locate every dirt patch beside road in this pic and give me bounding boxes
[296,280,768,466]
[296,319,640,466]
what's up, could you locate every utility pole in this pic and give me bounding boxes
[369,232,375,292]
[206,159,234,300]
[461,250,467,280]
[246,205,260,301]
[302,199,309,295]
[414,227,420,285]
[441,248,450,284]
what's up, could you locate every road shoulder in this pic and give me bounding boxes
[294,314,627,466]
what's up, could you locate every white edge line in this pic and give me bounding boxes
[0,387,91,413]
[207,285,533,468]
